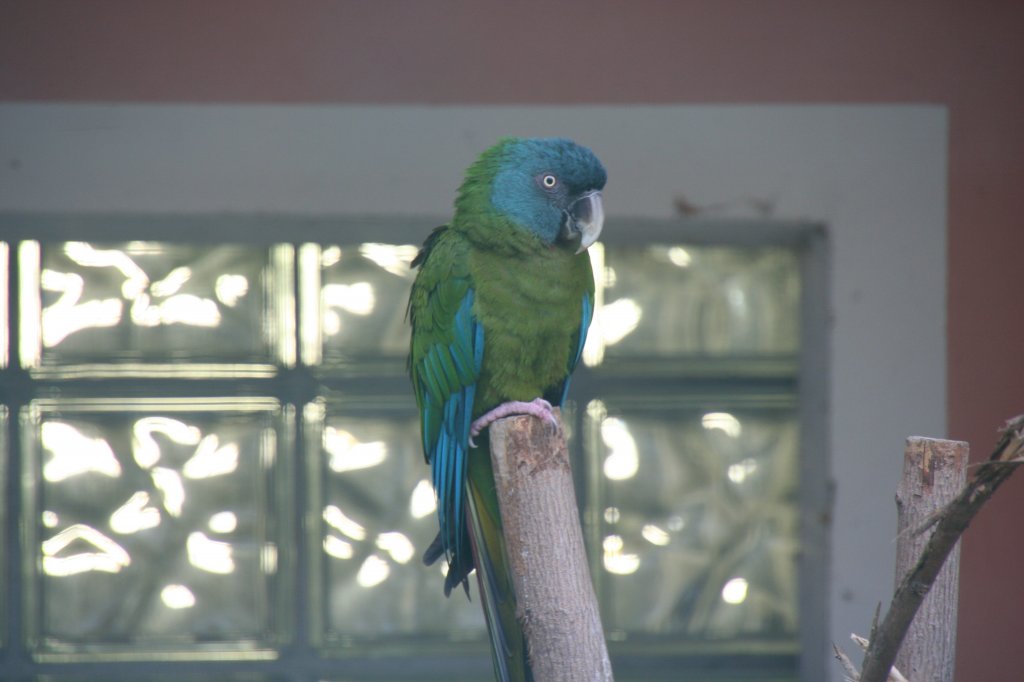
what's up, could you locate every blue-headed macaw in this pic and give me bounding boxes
[408,137,606,681]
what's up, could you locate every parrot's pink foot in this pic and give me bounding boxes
[468,398,558,447]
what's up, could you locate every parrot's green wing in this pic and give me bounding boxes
[408,226,481,573]
[409,227,533,682]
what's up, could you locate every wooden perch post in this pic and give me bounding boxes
[893,437,968,681]
[488,410,614,682]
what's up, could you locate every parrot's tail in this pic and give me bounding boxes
[466,442,532,682]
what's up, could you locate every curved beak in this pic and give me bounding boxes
[560,190,604,254]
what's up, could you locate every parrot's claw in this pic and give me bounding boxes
[468,398,558,447]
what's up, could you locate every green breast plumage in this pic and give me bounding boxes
[469,244,593,413]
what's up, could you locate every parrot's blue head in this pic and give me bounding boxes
[473,137,607,253]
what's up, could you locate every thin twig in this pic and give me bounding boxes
[833,634,910,682]
[834,642,861,682]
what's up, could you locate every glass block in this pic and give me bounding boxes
[19,242,294,375]
[301,243,417,369]
[586,245,799,363]
[21,398,290,660]
[585,400,799,640]
[307,399,486,648]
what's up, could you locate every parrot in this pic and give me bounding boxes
[407,137,607,681]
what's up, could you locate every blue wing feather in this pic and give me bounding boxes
[559,292,594,405]
[415,289,483,564]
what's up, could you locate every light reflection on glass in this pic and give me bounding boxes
[299,244,324,365]
[376,531,414,564]
[321,246,342,267]
[182,435,240,479]
[601,417,639,481]
[726,284,749,323]
[702,412,742,438]
[324,535,354,560]
[151,467,185,517]
[603,507,621,524]
[641,524,671,546]
[356,554,391,588]
[161,583,197,609]
[324,282,375,316]
[323,505,367,541]
[42,524,131,576]
[41,269,122,347]
[727,458,759,484]
[324,427,387,473]
[358,243,419,277]
[409,478,437,519]
[582,243,645,366]
[602,534,640,575]
[129,292,221,328]
[667,246,692,267]
[208,511,238,534]
[186,531,235,574]
[149,266,192,297]
[582,244,606,367]
[57,243,228,332]
[42,421,121,482]
[132,417,202,469]
[215,274,249,307]
[322,282,376,337]
[18,241,42,367]
[595,298,642,347]
[64,242,147,289]
[109,491,162,534]
[261,543,278,575]
[721,577,749,605]
[0,242,7,366]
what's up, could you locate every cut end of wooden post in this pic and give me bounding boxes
[892,436,968,682]
[900,437,968,494]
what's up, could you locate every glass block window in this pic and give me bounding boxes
[590,245,800,359]
[22,398,288,658]
[300,243,418,367]
[586,402,799,638]
[306,399,484,646]
[0,219,824,682]
[20,242,294,376]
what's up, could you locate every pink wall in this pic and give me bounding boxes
[3,2,1023,678]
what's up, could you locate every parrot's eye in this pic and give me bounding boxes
[541,174,558,189]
